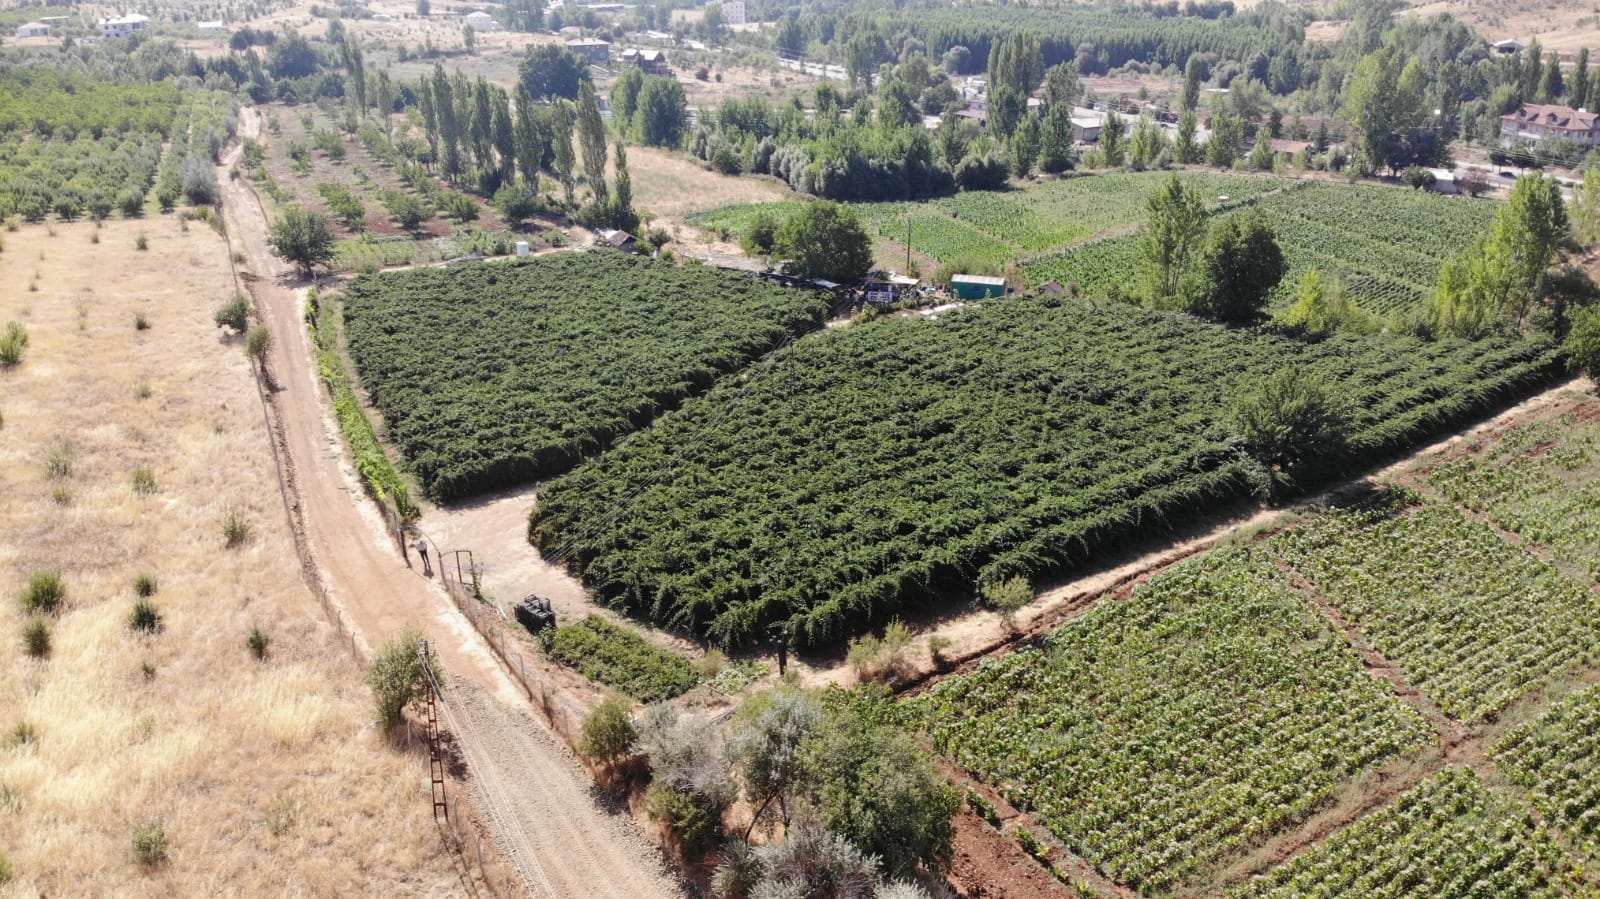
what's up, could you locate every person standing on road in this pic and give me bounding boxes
[414,538,432,577]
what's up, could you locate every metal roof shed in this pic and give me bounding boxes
[950,274,1005,300]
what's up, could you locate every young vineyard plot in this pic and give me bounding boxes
[1232,767,1588,899]
[1273,501,1600,722]
[1026,183,1497,315]
[913,548,1432,893]
[1428,419,1600,580]
[529,296,1557,647]
[1494,682,1600,854]
[339,252,832,500]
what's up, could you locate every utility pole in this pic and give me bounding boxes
[905,215,912,274]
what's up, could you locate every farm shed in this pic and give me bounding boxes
[597,229,638,252]
[465,10,498,30]
[951,274,1006,300]
[16,21,50,37]
[196,20,226,34]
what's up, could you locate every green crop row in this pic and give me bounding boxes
[529,294,1558,648]
[913,546,1431,893]
[539,615,699,702]
[339,251,832,501]
[1233,768,1585,898]
[1273,498,1600,722]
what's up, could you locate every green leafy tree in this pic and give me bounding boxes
[267,206,335,277]
[1181,55,1205,112]
[552,101,577,206]
[1230,369,1349,480]
[1344,49,1400,174]
[1572,168,1600,247]
[1432,175,1570,336]
[1207,112,1244,169]
[611,66,644,132]
[430,64,462,176]
[513,85,547,186]
[728,688,820,837]
[1038,103,1077,173]
[635,76,689,148]
[1099,110,1127,167]
[798,688,961,877]
[1043,61,1080,109]
[1140,174,1207,306]
[776,201,873,283]
[1129,115,1166,169]
[1190,216,1287,323]
[519,44,591,101]
[1563,304,1600,379]
[1281,269,1371,334]
[577,81,609,205]
[1010,113,1041,178]
[1175,108,1201,164]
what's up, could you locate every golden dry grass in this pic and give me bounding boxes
[0,218,461,895]
[627,145,792,219]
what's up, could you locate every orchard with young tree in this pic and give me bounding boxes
[268,206,335,278]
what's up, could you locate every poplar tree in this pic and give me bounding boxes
[577,81,609,205]
[430,64,461,176]
[552,100,577,206]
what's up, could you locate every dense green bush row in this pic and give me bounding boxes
[339,252,832,501]
[0,69,181,138]
[530,295,1558,647]
[540,615,699,702]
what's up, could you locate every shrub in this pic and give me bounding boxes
[128,599,164,634]
[579,694,637,766]
[134,380,152,400]
[22,616,51,658]
[0,321,28,366]
[247,625,271,660]
[134,311,151,330]
[696,648,727,678]
[131,466,158,495]
[131,820,167,867]
[368,626,428,729]
[214,293,251,332]
[540,616,699,702]
[135,232,148,251]
[0,851,11,885]
[44,440,72,479]
[1229,368,1350,479]
[50,486,71,506]
[222,510,253,548]
[20,570,65,615]
[132,573,158,598]
[928,634,953,667]
[644,782,723,859]
[980,576,1033,632]
[7,722,38,749]
[846,619,914,682]
[245,325,273,364]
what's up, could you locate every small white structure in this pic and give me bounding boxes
[464,10,497,31]
[1493,38,1529,55]
[1426,168,1459,195]
[515,241,531,257]
[16,21,51,37]
[196,20,226,34]
[372,12,393,21]
[99,13,150,38]
[720,0,745,25]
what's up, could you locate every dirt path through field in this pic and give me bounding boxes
[220,107,685,899]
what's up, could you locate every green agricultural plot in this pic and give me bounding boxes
[1274,499,1600,722]
[914,547,1431,893]
[1026,182,1497,315]
[1233,767,1587,899]
[340,251,832,500]
[1428,417,1600,580]
[1495,682,1600,856]
[530,295,1557,647]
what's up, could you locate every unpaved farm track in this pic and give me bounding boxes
[219,109,684,899]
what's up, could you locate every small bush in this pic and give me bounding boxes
[7,721,38,749]
[980,576,1033,632]
[213,293,251,332]
[45,440,72,479]
[134,379,152,400]
[368,626,428,729]
[928,634,953,667]
[0,851,11,885]
[22,616,51,658]
[245,324,273,363]
[247,625,270,660]
[50,486,71,506]
[131,820,167,867]
[133,311,150,330]
[695,647,726,678]
[131,466,158,495]
[0,321,28,366]
[579,695,637,766]
[222,511,253,548]
[1015,826,1046,861]
[133,573,158,598]
[967,789,999,826]
[128,598,164,634]
[20,570,65,615]
[135,232,148,251]
[847,618,915,682]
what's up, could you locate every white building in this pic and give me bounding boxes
[1501,103,1600,148]
[99,13,150,38]
[16,21,50,37]
[720,0,745,25]
[196,20,226,34]
[464,10,497,31]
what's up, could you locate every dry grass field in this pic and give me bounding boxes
[1405,0,1600,55]
[0,217,461,895]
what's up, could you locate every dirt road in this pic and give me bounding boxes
[219,109,684,899]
